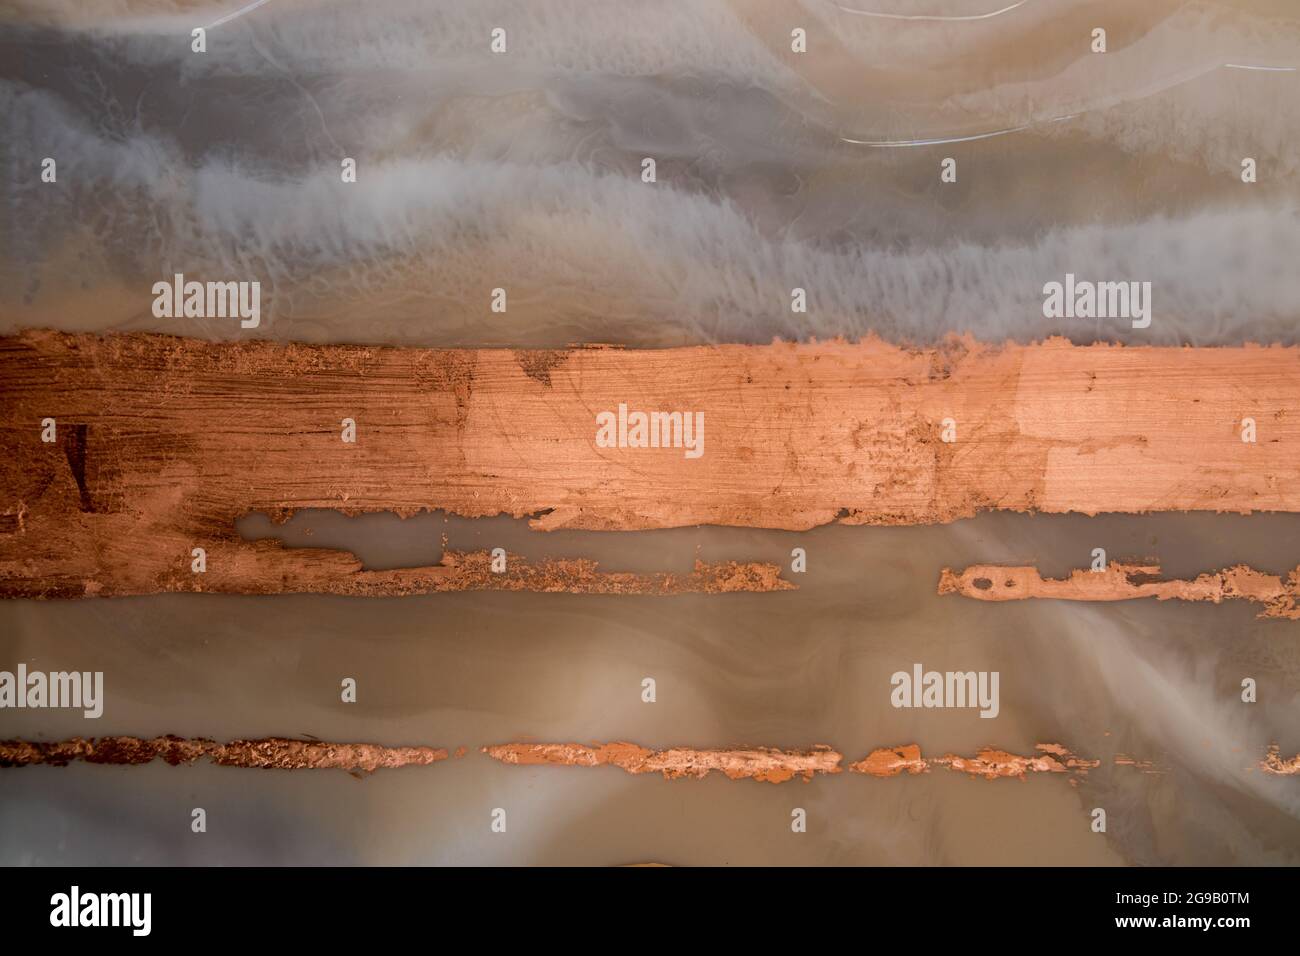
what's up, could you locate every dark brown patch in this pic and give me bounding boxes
[61,423,92,512]
[514,349,571,387]
[1125,571,1166,586]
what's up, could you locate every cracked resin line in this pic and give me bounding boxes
[482,742,843,782]
[939,562,1300,620]
[0,736,448,772]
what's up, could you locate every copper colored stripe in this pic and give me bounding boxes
[482,742,843,783]
[0,736,448,771]
[850,743,1101,779]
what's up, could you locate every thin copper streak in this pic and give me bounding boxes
[0,736,448,771]
[858,744,1297,779]
[1,546,794,600]
[850,743,1101,780]
[939,562,1300,620]
[487,742,1297,782]
[1114,754,1165,774]
[331,550,796,597]
[482,742,844,783]
[481,741,1101,783]
[3,737,1293,777]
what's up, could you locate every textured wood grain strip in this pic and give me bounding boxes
[3,330,1298,598]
